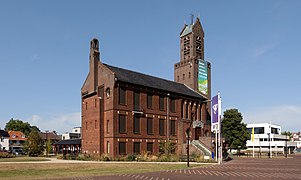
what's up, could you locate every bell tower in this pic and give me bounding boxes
[174,17,210,99]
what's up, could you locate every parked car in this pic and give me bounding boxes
[12,149,25,156]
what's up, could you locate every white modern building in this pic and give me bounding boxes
[246,123,296,155]
[0,130,10,151]
[62,127,81,140]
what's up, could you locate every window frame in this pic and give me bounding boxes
[119,114,127,134]
[147,118,153,135]
[133,116,140,134]
[159,96,165,111]
[170,98,176,113]
[119,142,126,155]
[133,142,141,154]
[119,87,126,105]
[170,120,176,136]
[147,142,153,154]
[134,91,140,111]
[147,94,153,109]
[159,119,165,136]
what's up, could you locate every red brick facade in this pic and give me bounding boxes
[81,18,211,158]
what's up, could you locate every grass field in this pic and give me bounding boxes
[0,160,205,180]
[0,157,50,162]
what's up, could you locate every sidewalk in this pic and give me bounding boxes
[1,157,218,165]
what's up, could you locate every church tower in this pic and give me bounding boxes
[174,17,211,99]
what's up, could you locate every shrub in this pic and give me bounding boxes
[126,154,136,161]
[0,151,14,158]
[100,154,112,161]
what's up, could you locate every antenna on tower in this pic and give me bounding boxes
[190,14,194,25]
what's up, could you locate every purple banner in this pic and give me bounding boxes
[211,95,219,124]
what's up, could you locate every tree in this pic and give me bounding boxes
[5,118,40,136]
[159,139,176,155]
[221,109,250,151]
[23,129,44,156]
[46,139,52,156]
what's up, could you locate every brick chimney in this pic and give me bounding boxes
[89,38,100,92]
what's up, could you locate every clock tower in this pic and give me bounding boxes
[174,17,211,99]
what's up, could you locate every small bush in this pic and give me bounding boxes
[157,154,179,162]
[0,151,14,158]
[100,154,112,161]
[126,154,136,161]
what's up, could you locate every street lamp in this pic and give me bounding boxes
[267,133,271,158]
[285,134,288,158]
[45,130,49,157]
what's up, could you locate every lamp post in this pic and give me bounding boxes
[186,128,191,167]
[45,130,49,157]
[268,133,271,158]
[285,134,288,158]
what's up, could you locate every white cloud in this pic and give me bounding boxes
[253,43,276,57]
[26,112,81,134]
[244,105,301,132]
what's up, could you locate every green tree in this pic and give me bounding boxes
[5,118,40,136]
[221,109,250,151]
[23,129,44,156]
[46,139,52,156]
[159,139,176,155]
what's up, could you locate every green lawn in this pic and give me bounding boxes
[0,156,50,162]
[0,162,205,180]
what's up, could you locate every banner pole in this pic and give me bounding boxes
[215,130,217,162]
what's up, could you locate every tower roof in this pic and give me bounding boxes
[180,25,193,37]
[180,17,204,37]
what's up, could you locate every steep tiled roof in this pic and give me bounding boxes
[39,132,61,140]
[8,131,27,140]
[104,64,207,100]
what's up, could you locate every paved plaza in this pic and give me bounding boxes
[82,154,301,180]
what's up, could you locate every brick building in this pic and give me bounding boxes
[81,18,212,157]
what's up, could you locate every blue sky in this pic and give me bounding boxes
[0,0,301,133]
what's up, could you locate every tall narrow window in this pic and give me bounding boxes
[188,72,191,78]
[119,87,126,105]
[133,116,140,134]
[134,92,140,111]
[159,96,164,111]
[107,141,110,154]
[85,121,88,130]
[85,102,88,110]
[106,120,109,134]
[181,102,184,118]
[170,98,176,113]
[133,142,141,154]
[159,119,165,136]
[119,142,126,155]
[183,74,185,80]
[119,115,126,133]
[177,76,179,82]
[170,120,176,135]
[147,94,153,109]
[147,142,153,153]
[186,103,189,119]
[147,118,153,135]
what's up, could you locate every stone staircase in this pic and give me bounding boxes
[191,140,211,156]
